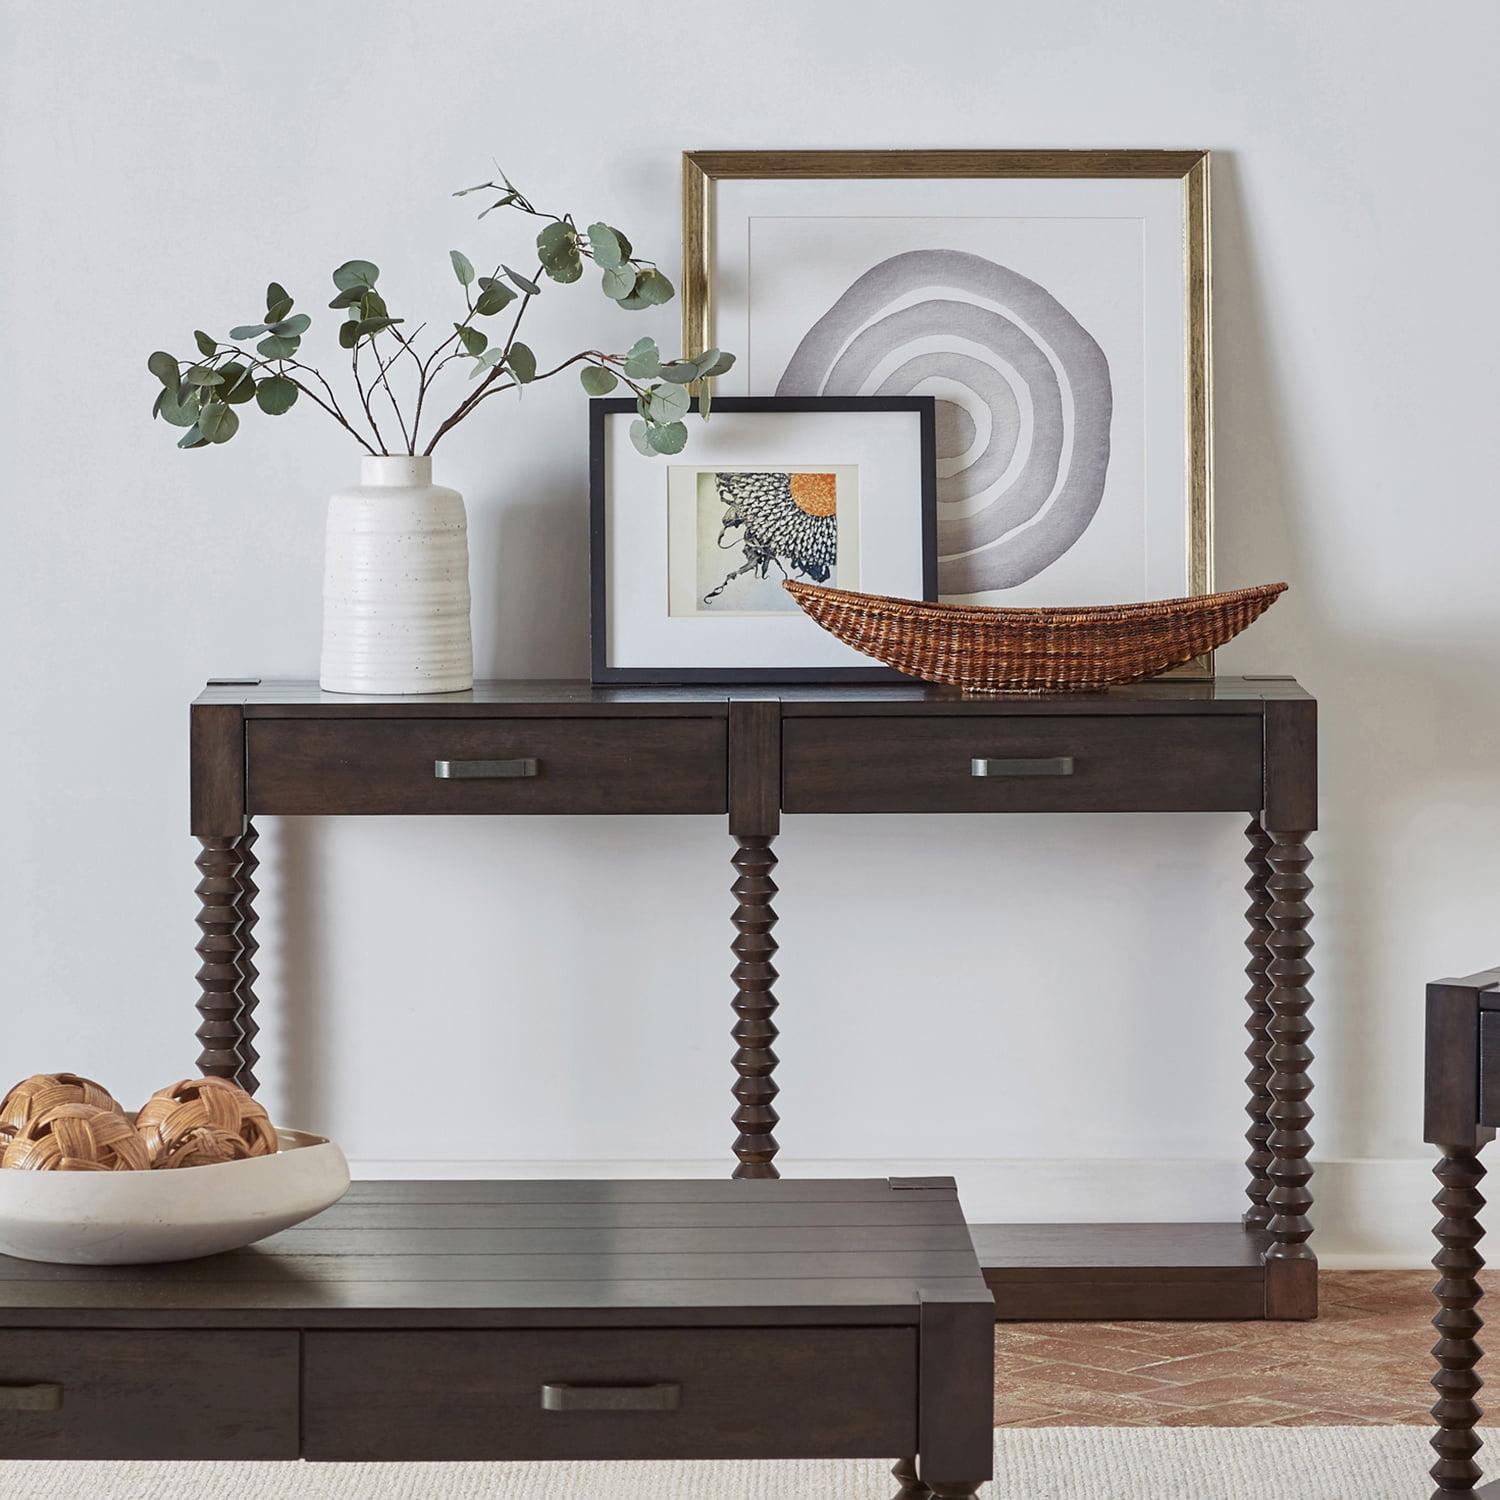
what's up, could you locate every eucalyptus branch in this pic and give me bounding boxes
[148,166,730,459]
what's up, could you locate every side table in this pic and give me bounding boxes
[1425,966,1500,1498]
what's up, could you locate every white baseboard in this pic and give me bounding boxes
[345,1155,1439,1270]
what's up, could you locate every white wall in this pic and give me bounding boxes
[3,0,1497,1266]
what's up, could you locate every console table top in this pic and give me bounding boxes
[196,675,1312,716]
[0,1179,991,1330]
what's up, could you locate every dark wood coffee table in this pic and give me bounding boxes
[0,1177,995,1496]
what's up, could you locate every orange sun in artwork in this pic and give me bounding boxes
[789,471,837,518]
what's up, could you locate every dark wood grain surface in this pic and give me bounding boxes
[0,1330,299,1458]
[0,1179,992,1330]
[196,676,1313,713]
[304,1325,916,1460]
[247,717,727,816]
[782,714,1263,814]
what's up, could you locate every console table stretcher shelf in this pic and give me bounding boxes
[189,676,1319,1323]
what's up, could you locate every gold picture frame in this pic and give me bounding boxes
[682,149,1214,669]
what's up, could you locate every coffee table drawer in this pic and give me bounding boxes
[249,717,726,815]
[304,1327,915,1460]
[0,1330,299,1459]
[783,714,1263,813]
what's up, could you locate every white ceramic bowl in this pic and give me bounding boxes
[0,1125,350,1264]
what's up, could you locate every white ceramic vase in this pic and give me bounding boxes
[319,455,473,694]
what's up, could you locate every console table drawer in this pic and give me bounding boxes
[783,715,1263,813]
[0,1330,298,1459]
[248,717,727,815]
[303,1326,915,1460]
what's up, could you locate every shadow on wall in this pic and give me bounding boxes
[1213,154,1500,1165]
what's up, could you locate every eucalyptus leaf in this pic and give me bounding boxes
[637,268,673,305]
[453,182,494,197]
[543,248,582,284]
[585,222,624,269]
[359,289,389,320]
[647,419,689,455]
[617,267,673,311]
[194,330,218,357]
[455,323,488,357]
[219,362,255,403]
[327,288,363,309]
[229,323,267,341]
[255,374,299,415]
[257,334,298,359]
[505,341,536,384]
[622,339,660,380]
[265,282,292,314]
[601,263,636,301]
[536,220,574,264]
[580,365,618,396]
[338,320,361,349]
[332,259,380,292]
[699,378,713,421]
[477,192,518,218]
[697,349,736,378]
[648,383,691,422]
[184,366,223,386]
[658,360,699,385]
[450,249,476,286]
[354,316,402,338]
[209,404,239,443]
[155,389,200,427]
[196,401,228,441]
[268,313,311,337]
[177,423,206,449]
[473,282,515,316]
[629,418,654,456]
[504,264,541,296]
[148,351,180,391]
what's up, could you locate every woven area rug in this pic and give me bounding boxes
[0,1427,1434,1498]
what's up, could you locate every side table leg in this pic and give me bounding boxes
[1243,817,1275,1229]
[1431,1145,1486,1497]
[232,821,262,1095]
[195,835,247,1082]
[891,1456,930,1497]
[1264,828,1317,1316]
[730,834,780,1180]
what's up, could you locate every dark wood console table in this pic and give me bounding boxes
[190,675,1318,1322]
[1424,966,1500,1497]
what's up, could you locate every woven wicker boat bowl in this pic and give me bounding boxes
[0,1120,349,1264]
[785,580,1288,693]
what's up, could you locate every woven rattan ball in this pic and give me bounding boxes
[0,1072,121,1140]
[2,1102,152,1172]
[136,1077,278,1169]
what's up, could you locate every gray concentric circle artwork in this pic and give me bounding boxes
[777,249,1113,595]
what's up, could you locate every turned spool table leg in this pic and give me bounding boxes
[730,834,780,1179]
[1243,817,1275,1229]
[1264,827,1316,1315]
[194,824,260,1094]
[1430,1145,1487,1497]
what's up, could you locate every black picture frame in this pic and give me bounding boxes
[589,395,938,685]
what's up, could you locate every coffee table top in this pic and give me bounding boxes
[0,1178,993,1330]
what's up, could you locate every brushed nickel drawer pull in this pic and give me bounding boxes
[0,1383,63,1411]
[971,756,1075,778]
[433,758,539,780]
[541,1382,681,1413]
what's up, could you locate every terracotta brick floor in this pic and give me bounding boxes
[993,1272,1438,1426]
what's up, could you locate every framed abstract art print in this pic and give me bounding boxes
[589,395,936,683]
[682,150,1213,641]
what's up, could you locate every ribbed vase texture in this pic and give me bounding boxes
[320,455,473,694]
